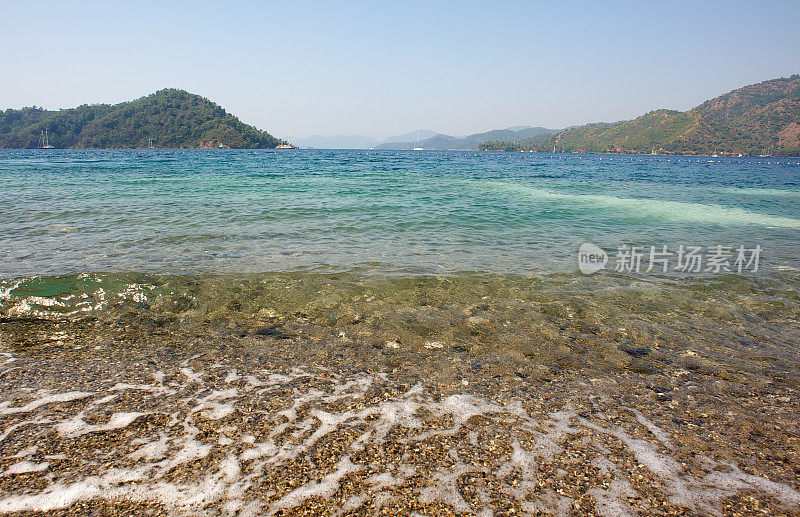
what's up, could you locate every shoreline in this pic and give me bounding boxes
[1,271,798,515]
[2,148,800,159]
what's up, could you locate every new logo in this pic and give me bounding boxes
[578,243,608,274]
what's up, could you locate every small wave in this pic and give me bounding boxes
[482,180,800,229]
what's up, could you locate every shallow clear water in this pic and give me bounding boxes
[1,149,798,277]
[1,150,800,514]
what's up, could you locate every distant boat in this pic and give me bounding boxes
[276,129,295,149]
[218,143,229,149]
[651,145,657,155]
[148,138,155,149]
[413,131,424,151]
[40,128,55,149]
[711,146,718,157]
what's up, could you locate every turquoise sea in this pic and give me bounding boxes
[1,149,799,277]
[1,149,800,514]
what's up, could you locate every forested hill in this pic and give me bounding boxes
[0,89,284,149]
[481,74,800,156]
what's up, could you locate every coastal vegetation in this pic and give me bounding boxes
[0,89,284,149]
[3,74,798,155]
[479,75,800,156]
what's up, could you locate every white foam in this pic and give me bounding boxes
[484,180,800,228]
[268,457,361,515]
[129,435,170,461]
[628,407,671,446]
[3,461,50,476]
[582,417,800,515]
[0,392,94,415]
[418,462,477,513]
[587,456,637,516]
[0,280,23,300]
[0,420,51,444]
[180,367,203,384]
[1,366,797,515]
[56,412,147,438]
[109,382,175,395]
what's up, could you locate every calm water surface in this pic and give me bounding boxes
[1,149,798,277]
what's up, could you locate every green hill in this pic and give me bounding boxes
[0,89,284,149]
[482,74,800,156]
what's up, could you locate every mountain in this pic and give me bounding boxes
[293,135,379,149]
[293,130,444,149]
[497,74,800,156]
[380,129,441,144]
[375,126,556,150]
[0,89,284,149]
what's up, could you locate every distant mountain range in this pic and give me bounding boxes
[4,74,797,155]
[481,74,800,156]
[376,127,556,150]
[293,130,440,149]
[294,135,381,149]
[0,89,284,149]
[295,126,556,150]
[380,129,441,144]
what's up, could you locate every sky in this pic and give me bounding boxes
[1,0,799,140]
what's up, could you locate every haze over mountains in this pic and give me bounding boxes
[293,130,442,150]
[1,74,798,155]
[294,127,556,150]
[298,74,800,156]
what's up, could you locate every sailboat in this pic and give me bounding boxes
[40,128,55,149]
[276,129,295,149]
[413,131,424,151]
[711,146,718,157]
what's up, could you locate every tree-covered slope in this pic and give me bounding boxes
[0,89,284,149]
[491,74,800,156]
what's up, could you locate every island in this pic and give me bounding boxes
[0,89,286,149]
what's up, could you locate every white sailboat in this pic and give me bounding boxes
[413,131,424,151]
[40,128,55,149]
[276,129,294,149]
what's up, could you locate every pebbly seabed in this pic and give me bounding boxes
[0,271,798,516]
[1,149,799,514]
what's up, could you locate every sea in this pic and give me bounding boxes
[0,149,799,515]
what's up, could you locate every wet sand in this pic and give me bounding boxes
[0,273,799,515]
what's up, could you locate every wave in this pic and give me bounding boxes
[480,180,800,229]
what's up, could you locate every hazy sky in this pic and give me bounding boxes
[2,0,799,140]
